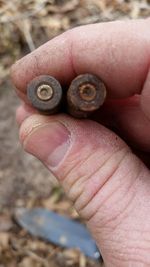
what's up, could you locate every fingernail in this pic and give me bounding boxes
[23,122,70,168]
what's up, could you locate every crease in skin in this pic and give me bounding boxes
[75,147,129,211]
[82,153,141,223]
[65,151,112,202]
[95,171,138,231]
[68,147,126,206]
[62,146,112,192]
[140,56,150,96]
[59,147,94,183]
[61,130,125,187]
[34,54,41,76]
[66,30,77,77]
[141,65,150,120]
[77,149,132,221]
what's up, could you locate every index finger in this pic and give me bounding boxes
[11,19,150,99]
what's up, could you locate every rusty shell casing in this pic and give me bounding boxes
[67,74,107,118]
[27,75,63,114]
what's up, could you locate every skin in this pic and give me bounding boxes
[11,19,150,266]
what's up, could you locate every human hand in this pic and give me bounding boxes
[11,19,150,267]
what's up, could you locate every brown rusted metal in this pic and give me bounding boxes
[67,74,107,118]
[27,75,63,114]
[27,73,107,118]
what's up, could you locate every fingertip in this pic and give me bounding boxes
[16,105,25,126]
[11,54,39,92]
[11,31,75,94]
[16,104,36,126]
[11,20,150,100]
[19,114,50,144]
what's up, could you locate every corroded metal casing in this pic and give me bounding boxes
[67,74,107,118]
[27,75,63,114]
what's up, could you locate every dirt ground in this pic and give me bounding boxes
[0,0,149,266]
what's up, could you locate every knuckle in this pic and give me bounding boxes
[62,146,131,221]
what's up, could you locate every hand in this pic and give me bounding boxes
[11,19,150,267]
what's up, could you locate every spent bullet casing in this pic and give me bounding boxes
[27,75,63,114]
[67,74,107,118]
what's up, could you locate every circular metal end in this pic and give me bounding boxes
[37,84,53,101]
[79,83,96,101]
[67,73,107,118]
[27,75,63,114]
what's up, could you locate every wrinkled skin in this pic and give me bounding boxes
[11,19,150,267]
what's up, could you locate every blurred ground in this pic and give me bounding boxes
[0,0,149,266]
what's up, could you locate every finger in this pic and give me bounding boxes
[94,96,150,152]
[17,103,150,166]
[17,94,150,152]
[141,69,150,120]
[19,113,150,265]
[11,19,150,100]
[16,104,36,126]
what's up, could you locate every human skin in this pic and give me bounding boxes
[11,19,150,266]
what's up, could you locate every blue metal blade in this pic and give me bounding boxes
[15,208,101,260]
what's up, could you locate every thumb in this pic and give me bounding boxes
[19,114,150,266]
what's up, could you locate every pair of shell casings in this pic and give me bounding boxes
[27,74,107,118]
